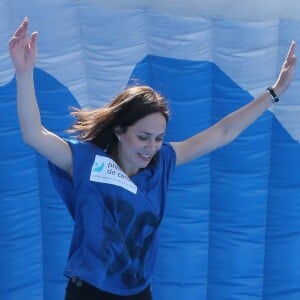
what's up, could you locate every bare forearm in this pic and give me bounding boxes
[220,90,273,143]
[16,71,43,144]
[172,90,275,165]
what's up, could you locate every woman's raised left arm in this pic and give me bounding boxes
[171,41,297,165]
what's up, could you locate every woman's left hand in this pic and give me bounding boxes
[273,41,297,96]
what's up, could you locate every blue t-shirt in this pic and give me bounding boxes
[48,140,176,295]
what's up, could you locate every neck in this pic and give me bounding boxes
[110,151,139,178]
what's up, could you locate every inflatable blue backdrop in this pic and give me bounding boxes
[1,1,300,299]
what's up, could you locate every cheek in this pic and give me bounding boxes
[121,136,141,151]
[129,136,146,148]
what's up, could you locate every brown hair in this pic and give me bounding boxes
[69,85,169,153]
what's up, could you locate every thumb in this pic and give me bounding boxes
[29,31,38,50]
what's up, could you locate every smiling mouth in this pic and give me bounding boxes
[138,153,152,161]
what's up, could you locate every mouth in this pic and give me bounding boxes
[138,153,153,162]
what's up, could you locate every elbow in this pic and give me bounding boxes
[20,127,44,148]
[21,132,36,147]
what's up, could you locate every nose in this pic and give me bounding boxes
[146,139,159,152]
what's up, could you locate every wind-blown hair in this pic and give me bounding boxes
[69,85,170,154]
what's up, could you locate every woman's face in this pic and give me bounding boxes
[116,112,166,177]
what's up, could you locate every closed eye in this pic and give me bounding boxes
[138,132,165,142]
[138,135,148,141]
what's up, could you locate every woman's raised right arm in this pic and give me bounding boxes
[9,17,73,177]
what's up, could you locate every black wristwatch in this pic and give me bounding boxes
[267,86,279,103]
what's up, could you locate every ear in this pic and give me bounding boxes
[114,126,122,140]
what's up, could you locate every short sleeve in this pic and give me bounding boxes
[159,142,177,183]
[48,139,79,219]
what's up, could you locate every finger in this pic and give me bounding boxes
[285,40,296,61]
[29,31,38,50]
[289,55,297,66]
[9,36,21,49]
[13,17,29,37]
[10,33,28,48]
[10,17,31,50]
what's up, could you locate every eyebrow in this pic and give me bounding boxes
[139,131,165,137]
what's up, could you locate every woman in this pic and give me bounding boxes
[9,17,296,300]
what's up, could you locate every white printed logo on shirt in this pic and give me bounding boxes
[90,155,137,194]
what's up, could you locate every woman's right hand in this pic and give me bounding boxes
[9,17,38,76]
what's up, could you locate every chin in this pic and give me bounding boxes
[138,162,149,168]
[138,161,151,170]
